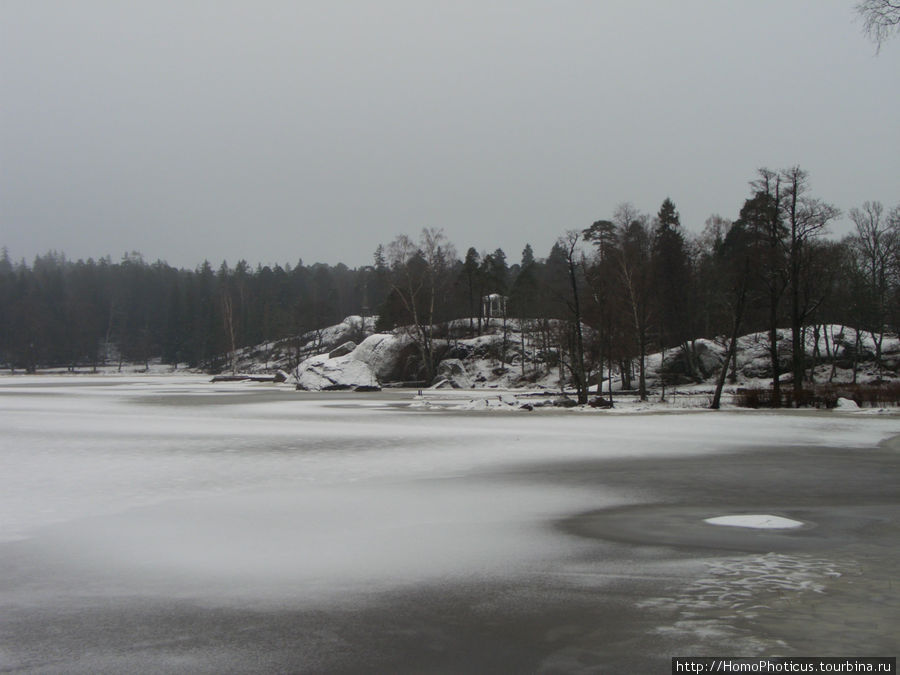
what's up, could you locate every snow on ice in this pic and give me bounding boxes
[704,515,805,529]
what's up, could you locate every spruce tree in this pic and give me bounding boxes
[652,199,692,384]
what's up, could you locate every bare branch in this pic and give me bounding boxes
[857,0,900,52]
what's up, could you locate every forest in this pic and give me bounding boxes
[2,167,898,404]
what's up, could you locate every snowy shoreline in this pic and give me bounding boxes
[2,371,897,418]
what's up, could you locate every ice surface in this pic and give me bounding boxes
[1,375,897,605]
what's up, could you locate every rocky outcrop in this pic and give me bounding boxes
[275,318,900,393]
[351,333,418,382]
[430,359,471,388]
[328,341,357,358]
[294,353,379,391]
[659,340,725,383]
[294,332,426,390]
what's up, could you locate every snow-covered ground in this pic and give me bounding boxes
[16,317,898,400]
[283,317,900,393]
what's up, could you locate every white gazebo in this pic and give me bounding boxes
[482,293,508,321]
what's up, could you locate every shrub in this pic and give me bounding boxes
[735,383,900,409]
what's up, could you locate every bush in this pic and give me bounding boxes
[735,383,900,409]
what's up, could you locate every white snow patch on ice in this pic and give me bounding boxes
[704,514,804,529]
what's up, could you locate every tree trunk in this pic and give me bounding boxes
[638,341,647,401]
[520,325,525,377]
[222,294,237,376]
[769,291,781,407]
[712,334,738,410]
[567,254,588,405]
[607,352,614,404]
[871,329,884,378]
[790,250,804,400]
[659,344,666,402]
[827,326,839,383]
[712,280,747,410]
[729,339,738,384]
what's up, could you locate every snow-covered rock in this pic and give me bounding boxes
[308,316,374,350]
[328,341,357,358]
[694,340,726,377]
[659,340,725,382]
[295,330,422,389]
[835,397,860,410]
[351,332,417,382]
[239,316,898,400]
[294,353,379,391]
[230,315,377,374]
[432,359,471,388]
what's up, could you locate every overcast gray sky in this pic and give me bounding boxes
[2,1,898,269]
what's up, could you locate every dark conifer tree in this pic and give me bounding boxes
[460,247,481,333]
[652,198,693,392]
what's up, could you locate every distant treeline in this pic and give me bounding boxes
[2,168,898,399]
[0,251,378,372]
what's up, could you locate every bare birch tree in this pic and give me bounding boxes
[613,204,653,401]
[780,167,840,394]
[385,228,457,382]
[848,201,898,371]
[558,230,589,404]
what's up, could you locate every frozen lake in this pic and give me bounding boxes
[1,376,898,672]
